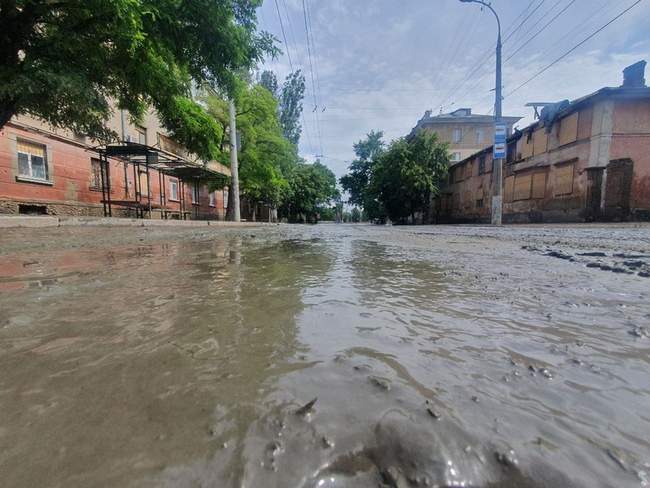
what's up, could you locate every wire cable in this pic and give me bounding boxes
[506,0,644,97]
[506,0,577,62]
[273,0,293,71]
[301,0,324,155]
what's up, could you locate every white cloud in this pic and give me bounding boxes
[258,0,650,178]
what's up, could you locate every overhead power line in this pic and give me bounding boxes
[507,0,645,97]
[436,0,545,112]
[273,0,293,71]
[301,0,324,156]
[503,0,547,44]
[272,0,317,156]
[506,0,577,62]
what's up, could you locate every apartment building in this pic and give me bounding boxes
[0,106,230,220]
[410,108,521,163]
[437,61,650,223]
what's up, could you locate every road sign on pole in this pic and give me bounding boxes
[494,143,506,159]
[494,123,507,159]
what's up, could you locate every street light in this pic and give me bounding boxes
[459,0,504,225]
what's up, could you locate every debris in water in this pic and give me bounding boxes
[321,436,334,449]
[426,408,441,420]
[606,448,627,471]
[629,326,648,338]
[369,375,391,391]
[295,397,317,416]
[495,449,519,468]
[540,368,553,379]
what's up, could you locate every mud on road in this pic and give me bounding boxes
[0,223,649,487]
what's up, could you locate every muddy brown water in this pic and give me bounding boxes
[0,224,649,488]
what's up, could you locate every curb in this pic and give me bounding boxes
[0,216,273,229]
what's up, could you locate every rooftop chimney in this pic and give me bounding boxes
[622,60,646,88]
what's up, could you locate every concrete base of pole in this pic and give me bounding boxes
[491,196,503,226]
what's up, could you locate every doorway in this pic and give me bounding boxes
[604,159,633,221]
[585,167,603,221]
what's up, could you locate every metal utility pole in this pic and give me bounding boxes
[228,98,241,222]
[460,0,504,225]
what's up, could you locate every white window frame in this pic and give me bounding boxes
[169,179,179,201]
[17,141,49,182]
[136,126,147,145]
[209,191,216,207]
[191,182,199,204]
[452,128,462,143]
[451,152,462,162]
[223,189,229,209]
[476,128,484,144]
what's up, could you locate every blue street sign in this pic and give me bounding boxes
[494,143,506,159]
[494,123,507,159]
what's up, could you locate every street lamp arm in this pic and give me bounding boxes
[459,0,501,39]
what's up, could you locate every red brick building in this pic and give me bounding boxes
[0,108,230,220]
[437,61,650,223]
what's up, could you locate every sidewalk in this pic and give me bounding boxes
[0,215,271,229]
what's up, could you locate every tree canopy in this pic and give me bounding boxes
[341,131,449,224]
[203,80,339,223]
[277,70,306,145]
[281,161,339,223]
[340,130,385,218]
[0,0,275,160]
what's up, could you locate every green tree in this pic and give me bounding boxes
[278,70,306,145]
[0,0,275,160]
[281,161,338,223]
[204,82,297,215]
[259,71,279,98]
[340,130,385,220]
[371,132,449,224]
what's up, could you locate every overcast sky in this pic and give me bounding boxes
[256,0,650,178]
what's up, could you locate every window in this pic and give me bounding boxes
[90,158,102,189]
[136,126,147,145]
[532,172,547,199]
[209,191,216,207]
[451,152,462,162]
[223,189,229,209]
[558,112,579,147]
[452,128,462,143]
[17,140,48,181]
[476,129,484,144]
[513,172,533,201]
[554,162,575,196]
[478,154,486,175]
[169,179,179,201]
[191,182,199,204]
[138,170,150,198]
[476,198,484,208]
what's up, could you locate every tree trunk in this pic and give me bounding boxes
[226,186,235,221]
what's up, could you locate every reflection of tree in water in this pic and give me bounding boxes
[349,239,447,311]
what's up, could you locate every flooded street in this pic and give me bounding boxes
[1,223,649,488]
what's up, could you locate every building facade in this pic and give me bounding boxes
[0,108,230,220]
[437,62,650,223]
[411,108,521,163]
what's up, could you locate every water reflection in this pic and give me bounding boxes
[1,225,649,488]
